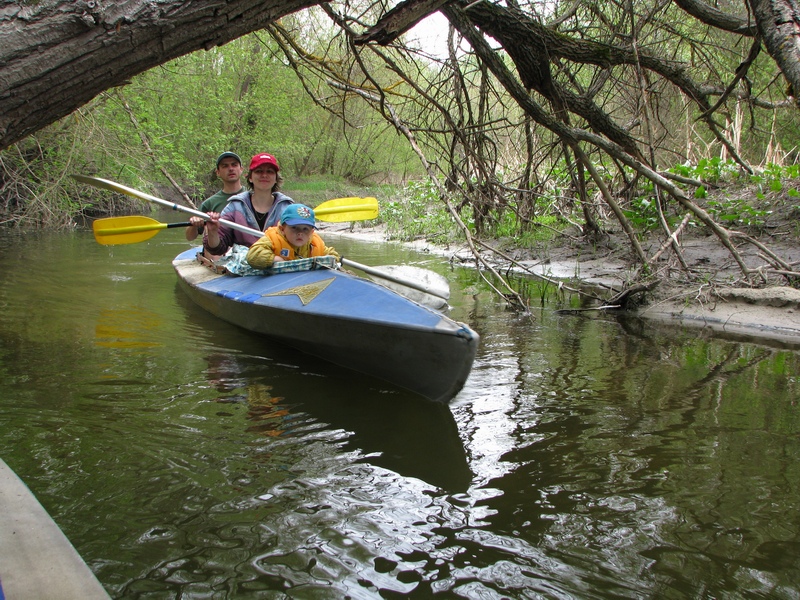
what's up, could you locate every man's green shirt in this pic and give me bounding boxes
[200,187,244,213]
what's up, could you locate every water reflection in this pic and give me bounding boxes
[2,226,800,598]
[95,308,165,349]
[197,349,472,492]
[172,286,473,492]
[448,308,800,597]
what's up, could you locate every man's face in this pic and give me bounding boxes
[216,158,243,184]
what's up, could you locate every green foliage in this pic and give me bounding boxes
[657,160,800,232]
[668,160,800,201]
[490,206,561,247]
[382,180,458,242]
[670,157,741,183]
[380,176,567,247]
[749,162,800,198]
[0,113,142,226]
[617,158,800,235]
[706,196,772,228]
[623,198,661,231]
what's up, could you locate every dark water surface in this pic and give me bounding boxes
[1,222,799,598]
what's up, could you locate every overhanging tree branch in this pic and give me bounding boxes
[444,2,756,276]
[0,0,320,150]
[328,78,528,309]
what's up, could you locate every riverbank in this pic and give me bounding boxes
[320,220,800,347]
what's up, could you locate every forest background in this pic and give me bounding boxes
[3,1,800,307]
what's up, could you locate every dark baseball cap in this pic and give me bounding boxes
[216,152,241,168]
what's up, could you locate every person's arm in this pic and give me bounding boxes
[246,236,277,269]
[185,216,205,241]
[323,244,340,260]
[316,233,340,260]
[203,212,227,255]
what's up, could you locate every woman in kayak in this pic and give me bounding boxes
[246,204,340,269]
[203,152,294,256]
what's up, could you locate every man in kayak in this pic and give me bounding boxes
[203,152,295,256]
[246,204,340,269]
[185,152,244,247]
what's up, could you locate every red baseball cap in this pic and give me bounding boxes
[248,153,280,172]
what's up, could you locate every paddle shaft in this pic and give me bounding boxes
[338,259,448,301]
[72,175,376,222]
[76,175,448,301]
[74,175,214,220]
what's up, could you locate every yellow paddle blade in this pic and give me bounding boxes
[93,216,166,245]
[314,197,379,222]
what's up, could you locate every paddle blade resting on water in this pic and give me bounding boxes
[365,265,451,309]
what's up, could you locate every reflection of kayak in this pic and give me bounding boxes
[305,390,473,491]
[202,351,473,491]
[172,249,479,403]
[0,459,110,599]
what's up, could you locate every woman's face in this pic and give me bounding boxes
[249,165,277,191]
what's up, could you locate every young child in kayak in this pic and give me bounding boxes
[246,204,340,269]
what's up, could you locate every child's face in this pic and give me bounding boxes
[281,224,313,246]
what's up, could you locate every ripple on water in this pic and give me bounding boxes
[3,228,800,598]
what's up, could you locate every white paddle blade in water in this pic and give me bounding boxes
[367,265,451,309]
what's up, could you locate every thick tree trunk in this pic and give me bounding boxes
[0,0,317,150]
[748,0,800,103]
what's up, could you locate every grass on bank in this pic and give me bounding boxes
[378,179,565,249]
[304,160,800,259]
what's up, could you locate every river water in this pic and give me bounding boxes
[1,220,799,598]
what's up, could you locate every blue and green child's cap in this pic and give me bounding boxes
[281,204,316,228]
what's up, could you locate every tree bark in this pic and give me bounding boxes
[0,0,317,150]
[673,0,757,35]
[747,0,800,103]
[5,0,800,152]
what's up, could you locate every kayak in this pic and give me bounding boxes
[0,459,110,599]
[172,248,479,403]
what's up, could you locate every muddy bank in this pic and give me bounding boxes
[637,286,800,346]
[320,221,800,346]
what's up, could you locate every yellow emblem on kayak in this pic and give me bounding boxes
[263,277,334,305]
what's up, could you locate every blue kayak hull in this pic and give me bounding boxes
[172,249,478,402]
